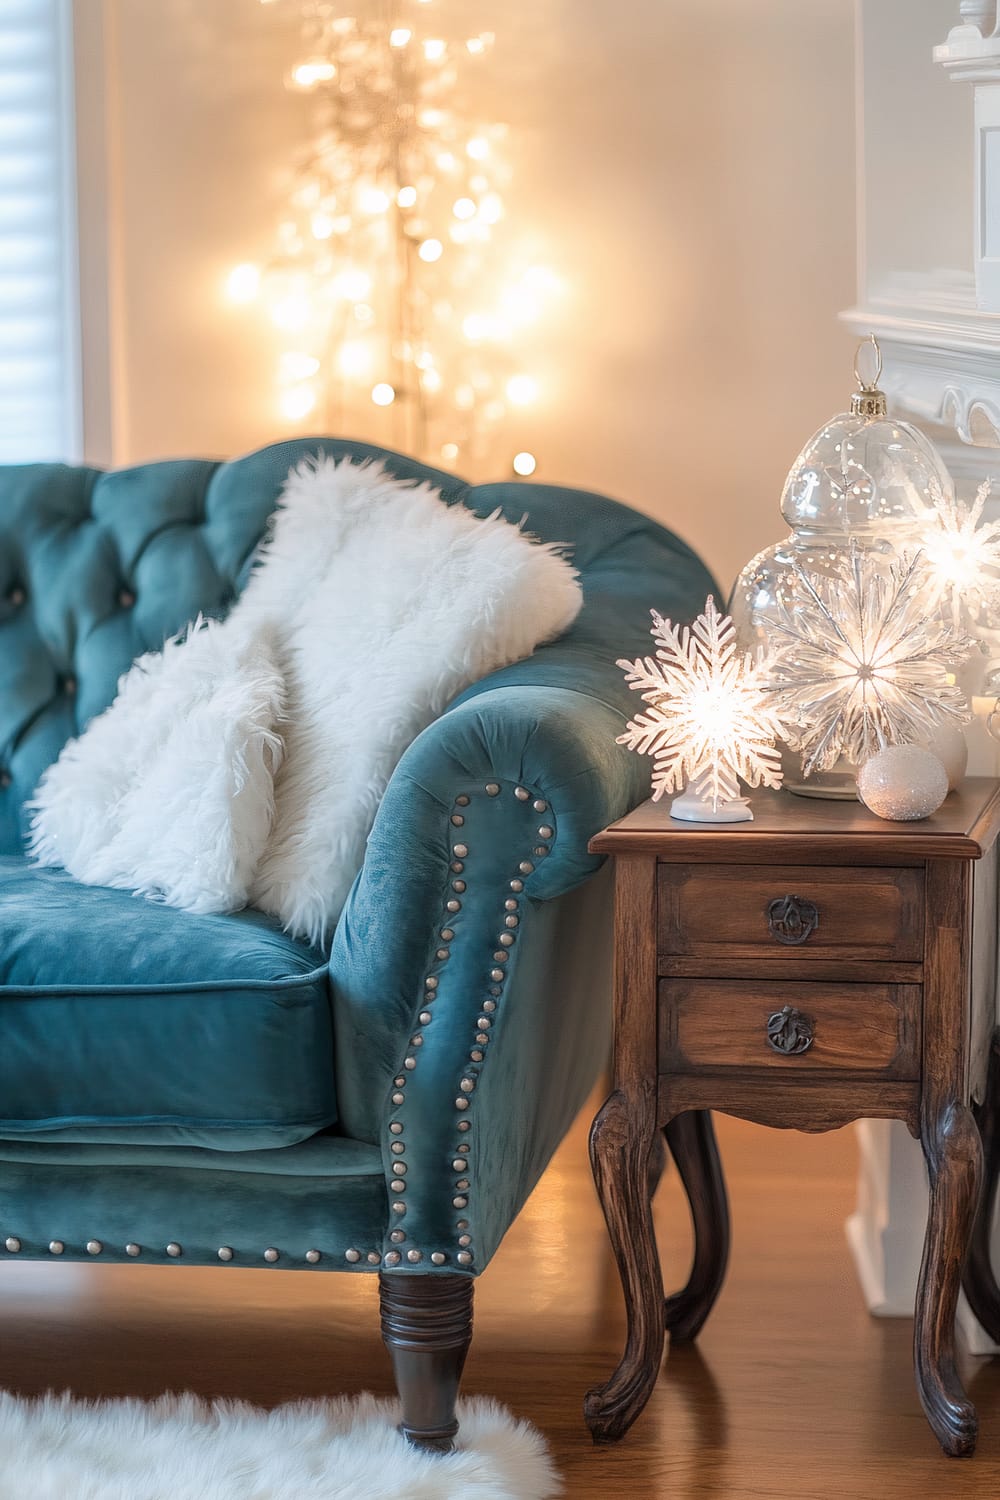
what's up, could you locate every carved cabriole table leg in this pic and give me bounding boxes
[663,1110,730,1343]
[963,1032,1000,1342]
[584,856,666,1444]
[914,859,983,1458]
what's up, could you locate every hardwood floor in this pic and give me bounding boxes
[3,1102,1000,1496]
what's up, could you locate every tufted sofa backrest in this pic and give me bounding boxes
[0,437,713,854]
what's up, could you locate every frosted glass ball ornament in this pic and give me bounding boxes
[857,746,949,822]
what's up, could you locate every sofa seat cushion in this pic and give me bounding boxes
[0,857,337,1148]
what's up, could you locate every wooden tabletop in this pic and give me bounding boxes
[589,779,1000,863]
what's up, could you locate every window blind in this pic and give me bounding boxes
[0,0,78,463]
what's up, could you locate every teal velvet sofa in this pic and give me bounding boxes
[0,437,714,1447]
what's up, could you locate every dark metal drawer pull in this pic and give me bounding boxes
[766,894,819,946]
[766,1005,814,1055]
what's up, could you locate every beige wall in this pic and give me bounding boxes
[80,0,856,597]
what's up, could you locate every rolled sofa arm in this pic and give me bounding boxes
[329,681,645,1270]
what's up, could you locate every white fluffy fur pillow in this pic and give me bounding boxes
[29,618,285,913]
[29,458,582,946]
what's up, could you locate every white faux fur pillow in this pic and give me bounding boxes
[29,618,285,914]
[29,458,582,947]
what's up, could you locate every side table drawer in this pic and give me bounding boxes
[659,978,921,1079]
[657,864,923,961]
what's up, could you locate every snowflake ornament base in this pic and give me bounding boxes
[670,784,753,823]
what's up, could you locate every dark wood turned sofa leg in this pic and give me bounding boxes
[379,1271,474,1452]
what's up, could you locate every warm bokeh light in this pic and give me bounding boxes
[280,385,317,420]
[389,28,411,47]
[279,351,320,382]
[506,374,539,406]
[418,237,443,263]
[371,382,395,406]
[226,263,260,302]
[512,451,537,476]
[290,59,336,89]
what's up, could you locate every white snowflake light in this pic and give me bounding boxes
[920,479,1000,629]
[759,547,972,777]
[617,596,788,822]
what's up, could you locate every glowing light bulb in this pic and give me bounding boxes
[421,368,442,393]
[358,186,390,215]
[452,197,476,220]
[226,263,260,302]
[442,442,460,461]
[513,451,537,476]
[270,293,312,331]
[337,339,374,377]
[280,386,316,420]
[418,238,443,262]
[310,212,335,240]
[397,186,417,208]
[389,27,411,46]
[278,352,320,383]
[506,373,538,406]
[466,137,489,160]
[371,382,396,406]
[290,59,337,89]
[423,39,446,60]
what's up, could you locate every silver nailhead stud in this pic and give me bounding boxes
[493,951,508,962]
[514,787,529,800]
[345,1249,361,1262]
[533,799,547,812]
[534,846,549,857]
[4,1237,20,1253]
[425,976,439,989]
[510,879,524,892]
[419,1011,432,1024]
[404,1057,417,1070]
[455,1178,470,1190]
[505,899,518,911]
[367,1251,381,1264]
[483,999,497,1012]
[306,1249,321,1263]
[385,1250,401,1266]
[538,825,553,838]
[446,899,461,912]
[263,1248,279,1262]
[452,880,466,892]
[407,1249,423,1263]
[455,1097,470,1110]
[453,1159,467,1172]
[455,795,470,806]
[457,1251,473,1266]
[125,1243,141,1257]
[476,1032,489,1044]
[486,783,500,796]
[505,914,519,928]
[453,843,468,857]
[392,1091,404,1105]
[471,1049,484,1062]
[49,1240,64,1255]
[458,1119,470,1131]
[166,1242,182,1257]
[218,1247,234,1261]
[411,1035,423,1045]
[499,933,514,946]
[431,1252,447,1265]
[392,1202,407,1214]
[451,861,464,873]
[440,928,455,941]
[86,1240,102,1255]
[453,1195,468,1209]
[390,1230,406,1244]
[391,1142,405,1154]
[393,1162,407,1175]
[391,1181,407,1194]
[394,1075,406,1087]
[436,948,449,960]
[519,861,534,874]
[459,1233,472,1246]
[460,1077,475,1092]
[490,968,504,981]
[451,814,464,826]
[390,1122,403,1134]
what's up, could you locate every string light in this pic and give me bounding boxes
[231,3,562,468]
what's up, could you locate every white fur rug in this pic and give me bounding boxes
[0,1390,562,1499]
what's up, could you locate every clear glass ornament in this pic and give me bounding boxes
[730,335,956,797]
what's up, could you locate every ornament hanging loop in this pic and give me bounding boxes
[851,334,888,419]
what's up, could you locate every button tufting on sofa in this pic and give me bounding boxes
[0,771,11,789]
[6,585,24,607]
[118,588,135,608]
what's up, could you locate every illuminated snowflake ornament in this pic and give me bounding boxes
[617,596,788,823]
[919,479,1000,630]
[758,546,972,777]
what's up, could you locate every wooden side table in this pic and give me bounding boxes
[583,781,1000,1458]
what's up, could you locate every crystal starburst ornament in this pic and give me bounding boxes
[919,479,1000,629]
[758,546,972,778]
[616,596,788,823]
